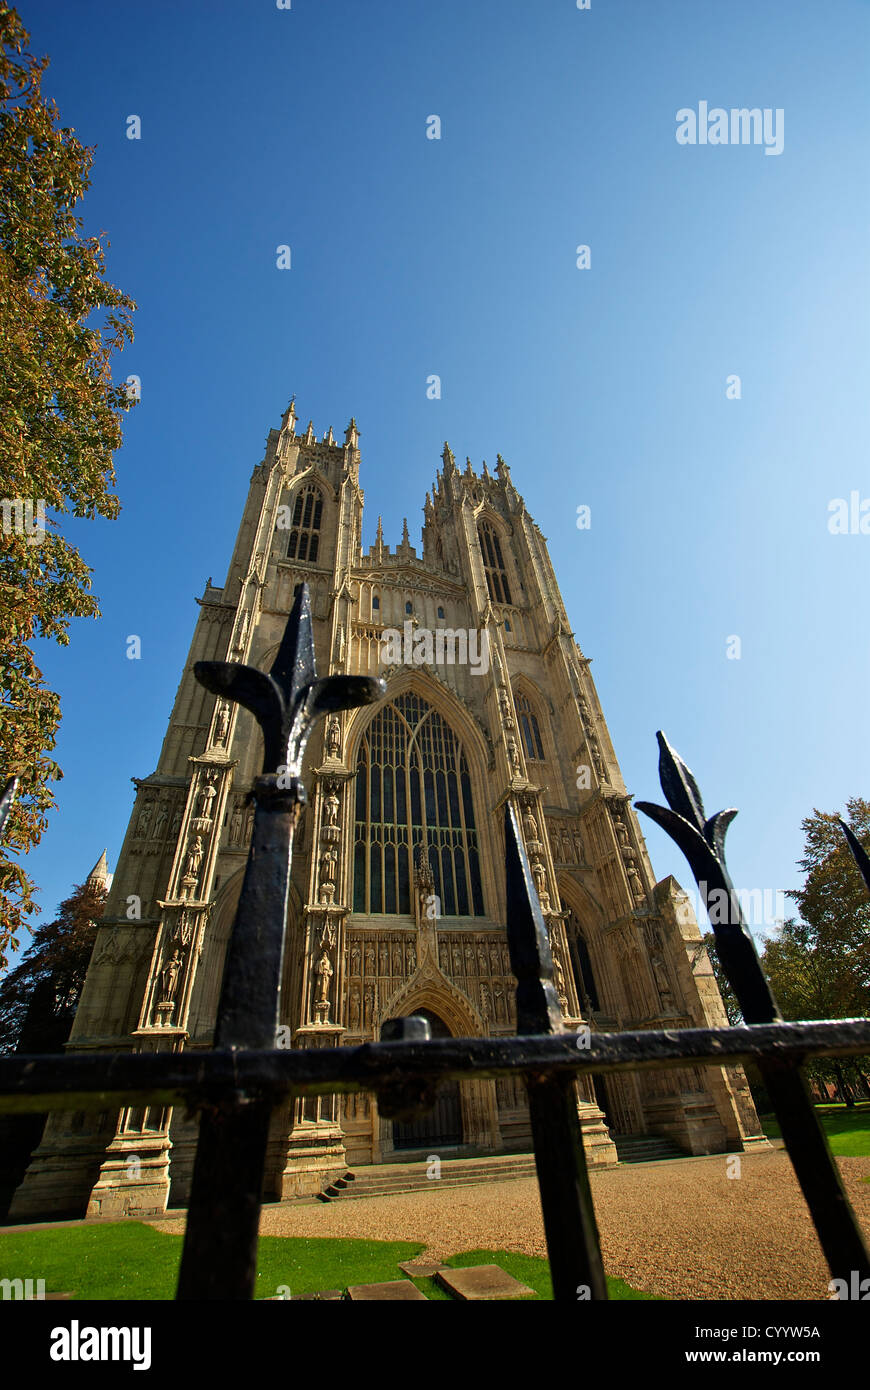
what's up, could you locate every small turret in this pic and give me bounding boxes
[87,849,111,890]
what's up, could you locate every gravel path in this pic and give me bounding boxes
[154,1149,870,1300]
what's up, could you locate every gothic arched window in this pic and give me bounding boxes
[353,692,485,917]
[565,912,600,1012]
[286,483,323,563]
[478,521,512,605]
[516,692,545,761]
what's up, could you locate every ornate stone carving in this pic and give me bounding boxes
[314,950,334,1022]
[326,716,341,759]
[215,700,230,746]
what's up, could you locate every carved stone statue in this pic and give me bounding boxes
[198,775,217,820]
[152,801,168,841]
[326,717,341,759]
[159,948,183,1002]
[184,835,204,884]
[215,701,230,746]
[323,791,340,827]
[136,799,154,839]
[627,864,646,903]
[315,951,333,1005]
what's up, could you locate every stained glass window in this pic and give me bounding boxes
[353,692,485,916]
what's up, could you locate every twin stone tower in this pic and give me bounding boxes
[11,401,765,1220]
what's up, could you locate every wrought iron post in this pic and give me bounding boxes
[504,802,609,1301]
[636,732,870,1285]
[175,583,384,1299]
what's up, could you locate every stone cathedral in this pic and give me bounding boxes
[11,401,764,1220]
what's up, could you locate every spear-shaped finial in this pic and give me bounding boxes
[635,731,870,1286]
[635,731,773,1023]
[194,582,384,792]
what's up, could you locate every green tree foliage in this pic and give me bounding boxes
[0,873,106,1055]
[759,799,870,1105]
[0,6,135,966]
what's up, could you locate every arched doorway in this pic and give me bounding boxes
[392,1009,463,1150]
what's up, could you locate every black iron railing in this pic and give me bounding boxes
[1,584,868,1301]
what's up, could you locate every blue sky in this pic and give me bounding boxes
[13,0,870,951]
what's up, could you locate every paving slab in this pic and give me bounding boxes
[345,1280,428,1301]
[435,1265,536,1301]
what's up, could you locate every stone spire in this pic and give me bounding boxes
[280,396,296,435]
[441,441,456,473]
[375,515,384,562]
[345,417,359,449]
[87,849,110,889]
[401,517,410,547]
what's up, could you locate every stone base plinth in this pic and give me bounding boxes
[9,1117,110,1222]
[280,1125,348,1199]
[85,1135,171,1218]
[577,1100,619,1167]
[644,1095,728,1156]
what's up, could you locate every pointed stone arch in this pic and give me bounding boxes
[375,974,500,1157]
[380,967,485,1040]
[344,670,501,922]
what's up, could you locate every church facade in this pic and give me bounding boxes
[11,402,765,1219]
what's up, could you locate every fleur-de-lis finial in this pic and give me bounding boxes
[194,582,384,792]
[636,732,870,1286]
[635,731,778,1025]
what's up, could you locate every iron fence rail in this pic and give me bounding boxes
[0,1020,868,1116]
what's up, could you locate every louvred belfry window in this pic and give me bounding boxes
[478,521,512,604]
[353,692,485,917]
[286,484,323,563]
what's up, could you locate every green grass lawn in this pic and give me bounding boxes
[0,1223,656,1300]
[760,1101,870,1156]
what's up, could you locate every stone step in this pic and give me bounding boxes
[313,1137,686,1203]
[613,1133,685,1163]
[316,1155,538,1202]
